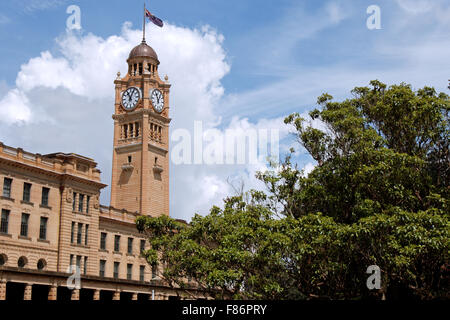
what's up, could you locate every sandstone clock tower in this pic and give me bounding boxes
[110,37,170,217]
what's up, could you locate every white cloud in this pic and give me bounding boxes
[396,0,438,15]
[170,114,292,220]
[0,21,283,222]
[392,0,450,30]
[21,0,68,13]
[325,2,347,24]
[16,31,133,99]
[0,89,31,123]
[302,162,316,177]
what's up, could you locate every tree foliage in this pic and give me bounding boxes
[136,81,449,300]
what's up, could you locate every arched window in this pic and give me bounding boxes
[37,259,47,270]
[124,124,128,139]
[0,253,7,266]
[18,256,28,268]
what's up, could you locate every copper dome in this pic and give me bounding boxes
[128,41,158,61]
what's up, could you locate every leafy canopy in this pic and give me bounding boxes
[137,81,449,300]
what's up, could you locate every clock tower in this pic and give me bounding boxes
[110,36,170,217]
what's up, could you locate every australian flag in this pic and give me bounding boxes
[145,8,163,27]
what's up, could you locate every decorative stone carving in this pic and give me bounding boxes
[93,289,100,300]
[0,280,6,301]
[93,194,100,209]
[71,288,80,301]
[112,291,120,300]
[66,188,73,203]
[48,285,57,301]
[24,284,32,300]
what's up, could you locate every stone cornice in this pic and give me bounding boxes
[99,215,138,228]
[148,142,168,155]
[114,142,143,153]
[0,239,59,253]
[112,108,171,125]
[0,157,107,189]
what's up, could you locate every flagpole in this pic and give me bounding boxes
[142,2,146,43]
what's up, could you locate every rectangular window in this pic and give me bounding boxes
[86,195,90,214]
[41,187,49,206]
[39,217,48,240]
[135,122,140,137]
[77,223,82,244]
[113,262,119,279]
[20,213,29,237]
[23,183,31,202]
[85,224,89,245]
[76,255,81,270]
[71,222,75,243]
[127,264,133,280]
[139,266,145,282]
[127,237,133,255]
[72,192,77,211]
[140,239,145,253]
[70,254,74,272]
[99,260,106,277]
[2,178,12,198]
[152,265,157,279]
[0,209,10,234]
[129,123,134,137]
[100,232,107,250]
[78,194,84,212]
[84,257,88,275]
[114,235,120,252]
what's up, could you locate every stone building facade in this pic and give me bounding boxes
[0,38,200,301]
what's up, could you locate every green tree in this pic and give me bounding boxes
[137,81,449,300]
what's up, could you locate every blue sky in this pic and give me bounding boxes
[1,0,280,86]
[2,0,447,97]
[0,0,448,221]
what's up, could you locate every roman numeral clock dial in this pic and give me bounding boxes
[151,89,164,113]
[121,87,140,111]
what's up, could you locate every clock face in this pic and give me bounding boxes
[121,87,140,111]
[151,89,164,113]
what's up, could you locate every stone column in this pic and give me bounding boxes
[154,293,167,300]
[0,280,6,300]
[48,285,57,301]
[71,289,80,301]
[132,293,138,301]
[93,289,100,301]
[24,284,32,301]
[112,291,120,300]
